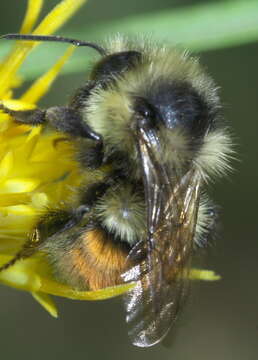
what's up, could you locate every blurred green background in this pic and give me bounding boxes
[0,0,257,359]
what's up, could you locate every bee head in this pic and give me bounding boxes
[84,38,230,180]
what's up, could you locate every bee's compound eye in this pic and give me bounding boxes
[146,82,211,137]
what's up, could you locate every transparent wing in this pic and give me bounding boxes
[122,126,201,347]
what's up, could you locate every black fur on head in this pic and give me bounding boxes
[91,51,141,85]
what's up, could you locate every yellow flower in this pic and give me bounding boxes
[0,0,134,318]
[0,0,219,318]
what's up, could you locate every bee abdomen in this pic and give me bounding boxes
[54,228,129,291]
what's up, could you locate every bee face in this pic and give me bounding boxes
[84,39,222,179]
[0,34,232,347]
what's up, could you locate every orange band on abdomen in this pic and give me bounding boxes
[68,228,129,290]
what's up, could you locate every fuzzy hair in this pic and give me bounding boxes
[194,129,233,181]
[96,184,146,246]
[194,195,217,247]
[83,35,222,166]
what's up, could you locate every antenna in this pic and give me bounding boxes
[1,34,106,56]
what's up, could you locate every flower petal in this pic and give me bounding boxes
[0,0,87,97]
[32,291,58,318]
[33,0,88,36]
[0,193,31,207]
[0,255,42,292]
[0,99,36,110]
[39,278,136,300]
[19,0,44,34]
[21,45,75,103]
[188,268,221,281]
[0,151,13,178]
[0,254,135,300]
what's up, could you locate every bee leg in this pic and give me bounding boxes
[0,205,90,273]
[44,205,90,236]
[0,103,102,143]
[0,228,41,272]
[0,104,45,125]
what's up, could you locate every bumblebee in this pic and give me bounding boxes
[0,34,232,347]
